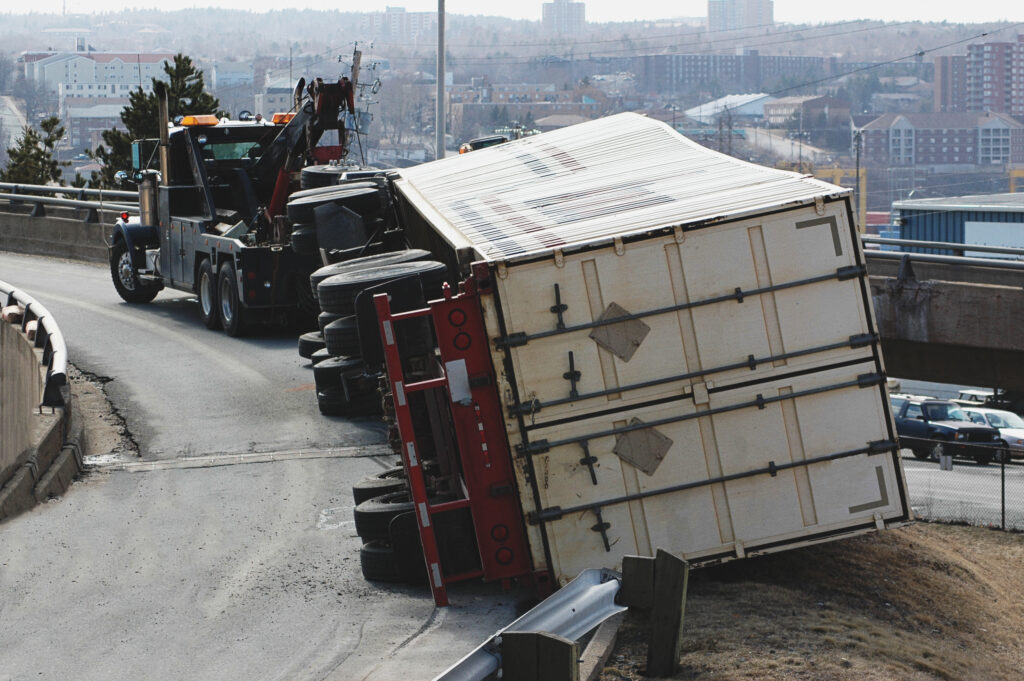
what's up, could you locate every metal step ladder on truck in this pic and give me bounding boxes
[107,69,381,335]
[334,113,912,606]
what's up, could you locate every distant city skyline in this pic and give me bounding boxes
[4,0,1018,26]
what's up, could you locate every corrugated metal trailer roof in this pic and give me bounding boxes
[395,113,848,263]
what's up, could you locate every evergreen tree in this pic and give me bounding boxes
[0,116,69,185]
[92,54,221,187]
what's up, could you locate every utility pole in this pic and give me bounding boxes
[436,0,445,160]
[854,128,864,231]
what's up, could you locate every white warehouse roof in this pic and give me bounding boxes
[395,112,846,262]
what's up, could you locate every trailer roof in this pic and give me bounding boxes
[395,112,848,263]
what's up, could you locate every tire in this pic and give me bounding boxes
[912,448,930,461]
[975,450,993,466]
[217,261,247,336]
[310,249,431,300]
[324,316,361,357]
[298,330,326,359]
[310,347,331,365]
[359,540,402,582]
[352,466,408,505]
[318,261,447,316]
[197,259,219,329]
[290,224,319,256]
[317,385,350,415]
[354,491,414,542]
[300,164,346,189]
[110,239,159,304]
[318,310,344,334]
[286,184,379,224]
[313,356,362,390]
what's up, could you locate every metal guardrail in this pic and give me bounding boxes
[862,237,1024,272]
[862,236,1024,259]
[0,279,69,408]
[0,181,138,201]
[0,182,138,222]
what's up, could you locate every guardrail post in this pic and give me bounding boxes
[81,206,99,223]
[501,631,580,681]
[30,201,45,217]
[646,549,689,678]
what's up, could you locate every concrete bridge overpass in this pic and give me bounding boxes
[866,242,1024,394]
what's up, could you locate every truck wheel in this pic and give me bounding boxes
[353,491,415,541]
[324,316,361,357]
[217,261,246,336]
[110,240,158,304]
[359,540,402,582]
[198,259,220,329]
[310,249,432,301]
[298,330,327,359]
[912,448,931,461]
[975,450,993,466]
[352,466,408,505]
[317,261,447,316]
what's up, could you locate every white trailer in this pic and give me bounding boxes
[384,112,910,590]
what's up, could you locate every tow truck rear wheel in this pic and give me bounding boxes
[198,259,220,329]
[110,240,159,304]
[217,261,246,337]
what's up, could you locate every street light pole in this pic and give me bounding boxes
[435,0,445,160]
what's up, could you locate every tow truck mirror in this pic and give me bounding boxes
[114,170,129,185]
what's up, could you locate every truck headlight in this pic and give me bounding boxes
[956,432,966,441]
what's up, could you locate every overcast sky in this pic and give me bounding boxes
[8,0,1020,25]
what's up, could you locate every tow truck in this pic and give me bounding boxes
[109,74,360,335]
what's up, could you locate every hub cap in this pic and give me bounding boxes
[220,274,234,326]
[117,251,137,291]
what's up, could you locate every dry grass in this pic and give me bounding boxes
[599,523,1024,680]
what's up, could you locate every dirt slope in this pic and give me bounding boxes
[601,523,1024,680]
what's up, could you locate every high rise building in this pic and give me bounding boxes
[543,0,586,34]
[934,35,1024,116]
[934,56,967,113]
[707,0,774,33]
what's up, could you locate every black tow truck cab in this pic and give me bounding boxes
[109,78,355,334]
[893,397,1002,465]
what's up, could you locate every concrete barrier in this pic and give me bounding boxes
[0,202,113,264]
[0,289,83,523]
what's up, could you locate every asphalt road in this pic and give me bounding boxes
[902,452,1024,529]
[0,252,523,681]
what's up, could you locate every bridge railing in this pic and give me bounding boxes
[863,237,1024,271]
[0,280,69,408]
[0,182,138,222]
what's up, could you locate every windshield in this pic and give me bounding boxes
[986,411,1024,429]
[923,403,967,421]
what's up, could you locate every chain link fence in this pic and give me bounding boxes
[901,442,1024,530]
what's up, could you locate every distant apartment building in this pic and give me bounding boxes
[66,102,125,150]
[543,0,586,34]
[707,0,773,33]
[637,52,824,94]
[933,35,1024,116]
[763,95,850,127]
[934,55,967,113]
[20,51,173,95]
[358,7,437,42]
[855,111,1024,168]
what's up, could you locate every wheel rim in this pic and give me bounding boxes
[219,273,234,326]
[117,251,137,291]
[931,443,944,461]
[200,271,214,317]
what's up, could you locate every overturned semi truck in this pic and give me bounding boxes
[319,112,911,605]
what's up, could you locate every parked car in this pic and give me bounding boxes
[961,407,1024,462]
[892,397,1002,465]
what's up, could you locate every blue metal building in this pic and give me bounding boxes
[893,193,1024,254]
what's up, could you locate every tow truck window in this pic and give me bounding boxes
[202,141,264,161]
